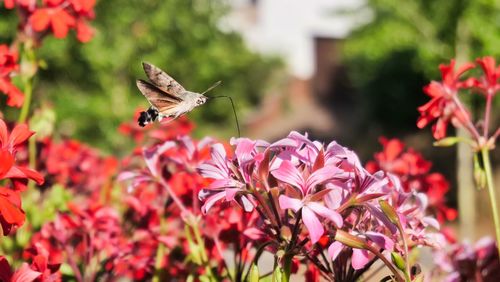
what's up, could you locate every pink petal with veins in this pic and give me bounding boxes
[302,206,324,244]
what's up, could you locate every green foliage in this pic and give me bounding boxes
[1,0,281,153]
[342,0,500,134]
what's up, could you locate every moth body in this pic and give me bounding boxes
[136,62,210,127]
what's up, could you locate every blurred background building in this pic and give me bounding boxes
[225,0,369,141]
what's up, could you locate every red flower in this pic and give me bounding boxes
[75,20,94,43]
[29,7,76,39]
[36,138,116,195]
[0,45,24,107]
[417,59,474,139]
[0,257,42,282]
[367,137,456,223]
[0,187,25,235]
[472,57,500,96]
[0,119,44,188]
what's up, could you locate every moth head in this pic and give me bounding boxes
[196,96,208,106]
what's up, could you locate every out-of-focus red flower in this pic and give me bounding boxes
[8,0,96,43]
[23,243,61,282]
[366,137,456,223]
[37,139,117,195]
[0,45,24,108]
[29,8,76,39]
[0,256,43,282]
[417,59,474,139]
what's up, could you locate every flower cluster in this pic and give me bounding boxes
[0,118,44,234]
[35,138,118,198]
[4,0,96,43]
[366,137,457,223]
[25,201,121,281]
[417,56,499,144]
[431,237,500,281]
[0,45,24,107]
[199,131,441,281]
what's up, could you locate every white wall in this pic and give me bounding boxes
[224,0,370,79]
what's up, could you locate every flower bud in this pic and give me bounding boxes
[334,230,367,249]
[433,137,461,147]
[391,252,406,271]
[379,200,400,226]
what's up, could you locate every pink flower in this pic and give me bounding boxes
[198,143,254,214]
[279,194,343,243]
[272,160,344,243]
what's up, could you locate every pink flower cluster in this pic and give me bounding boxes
[199,132,441,280]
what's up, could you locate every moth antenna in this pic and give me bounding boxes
[201,81,222,95]
[207,95,241,138]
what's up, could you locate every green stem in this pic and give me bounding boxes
[18,77,33,123]
[282,211,302,282]
[191,222,216,281]
[482,148,500,257]
[152,218,167,282]
[27,137,36,190]
[281,254,293,282]
[396,222,411,281]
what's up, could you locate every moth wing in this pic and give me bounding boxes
[136,79,181,113]
[142,62,186,96]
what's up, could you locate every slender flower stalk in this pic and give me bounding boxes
[482,148,500,257]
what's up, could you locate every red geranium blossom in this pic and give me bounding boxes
[29,7,76,39]
[0,119,44,188]
[0,118,44,234]
[366,137,457,223]
[471,57,500,96]
[417,59,475,139]
[0,45,24,107]
[6,0,96,43]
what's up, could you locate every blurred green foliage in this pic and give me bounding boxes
[342,0,500,134]
[0,0,281,154]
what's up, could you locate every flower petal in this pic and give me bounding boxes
[0,119,8,147]
[234,138,256,164]
[302,206,324,244]
[307,202,343,228]
[11,263,42,282]
[9,123,34,149]
[365,231,394,251]
[306,165,342,194]
[351,249,371,270]
[0,150,14,177]
[328,241,344,261]
[200,191,225,214]
[3,166,44,185]
[271,160,305,193]
[278,195,303,212]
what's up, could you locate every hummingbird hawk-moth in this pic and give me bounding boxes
[136,62,240,137]
[136,62,220,127]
